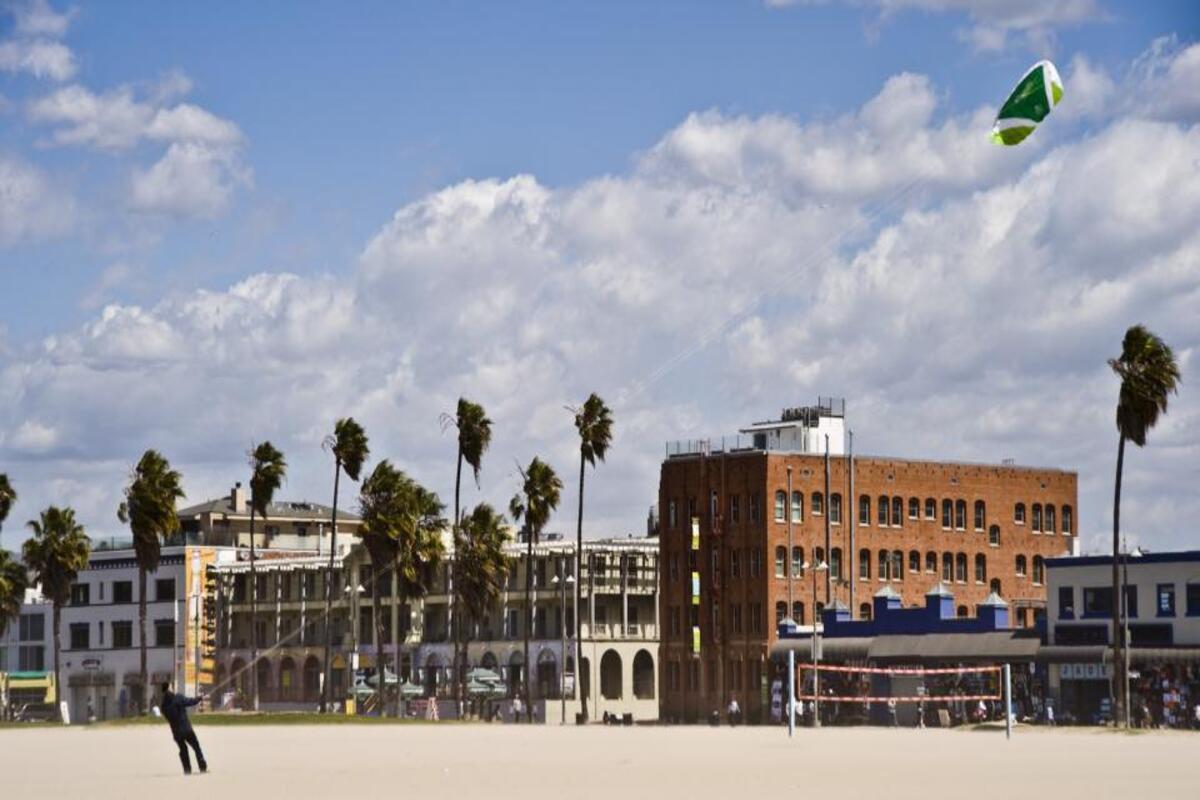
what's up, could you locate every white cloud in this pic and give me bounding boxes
[1065,37,1200,123]
[7,419,59,453]
[1,54,1197,559]
[0,155,74,244]
[0,37,75,80]
[26,80,250,218]
[10,0,75,38]
[767,0,1105,52]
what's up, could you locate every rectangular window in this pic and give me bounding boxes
[113,581,133,604]
[19,613,45,641]
[156,578,175,602]
[18,645,45,671]
[1058,586,1074,619]
[924,498,935,520]
[69,623,90,650]
[1187,584,1200,617]
[749,493,760,523]
[941,501,951,529]
[1083,587,1113,618]
[155,618,176,647]
[732,604,742,634]
[1124,585,1138,619]
[730,550,739,578]
[1157,584,1175,617]
[668,500,677,529]
[112,620,133,648]
[730,495,740,524]
[70,583,90,606]
[295,524,308,537]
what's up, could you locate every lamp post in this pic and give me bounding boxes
[553,563,576,724]
[805,559,828,728]
[343,582,365,705]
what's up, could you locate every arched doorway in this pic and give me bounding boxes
[480,651,498,671]
[537,649,558,699]
[279,657,296,701]
[600,650,622,700]
[256,658,272,702]
[507,651,524,697]
[303,656,321,702]
[632,650,654,699]
[424,654,444,697]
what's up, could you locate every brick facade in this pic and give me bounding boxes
[658,450,1077,722]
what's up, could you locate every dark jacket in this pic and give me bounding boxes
[161,691,200,737]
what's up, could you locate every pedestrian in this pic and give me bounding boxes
[86,698,96,724]
[887,698,897,727]
[727,696,741,726]
[160,683,207,775]
[1046,703,1055,727]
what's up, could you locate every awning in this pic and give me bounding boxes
[1039,646,1200,665]
[870,632,1041,663]
[770,637,872,661]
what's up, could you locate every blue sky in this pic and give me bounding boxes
[1,0,1198,552]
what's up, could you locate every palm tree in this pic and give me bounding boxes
[247,441,287,711]
[456,503,509,715]
[394,478,447,714]
[358,460,403,716]
[22,506,90,722]
[441,398,492,710]
[320,418,369,714]
[118,450,185,714]
[1108,324,1180,727]
[571,393,612,721]
[0,474,14,529]
[510,457,562,721]
[0,549,28,640]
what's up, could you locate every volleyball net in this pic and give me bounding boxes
[791,663,1005,703]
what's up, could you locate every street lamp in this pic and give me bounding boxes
[343,583,365,689]
[803,560,829,728]
[552,564,576,724]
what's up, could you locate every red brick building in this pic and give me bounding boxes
[657,405,1077,722]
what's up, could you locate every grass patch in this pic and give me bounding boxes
[0,720,54,730]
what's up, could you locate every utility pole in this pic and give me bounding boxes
[847,430,854,618]
[823,435,831,605]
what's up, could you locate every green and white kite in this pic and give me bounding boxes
[991,60,1063,146]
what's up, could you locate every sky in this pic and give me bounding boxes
[0,0,1198,556]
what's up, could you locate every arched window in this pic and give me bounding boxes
[1032,503,1043,532]
[775,601,787,625]
[955,553,967,583]
[1015,502,1026,525]
[791,491,803,522]
[989,525,1000,547]
[908,497,919,519]
[954,500,967,530]
[1032,556,1045,585]
[830,548,842,579]
[892,497,903,527]
[859,495,871,525]
[892,550,904,581]
[878,549,890,581]
[925,552,937,573]
[774,546,786,578]
[774,491,786,522]
[830,493,842,525]
[792,601,805,625]
[941,552,953,582]
[729,494,739,523]
[956,605,968,619]
[1015,555,1027,577]
[942,499,953,529]
[860,603,872,621]
[1062,505,1073,534]
[1045,504,1056,534]
[925,498,936,519]
[974,554,987,583]
[990,578,1001,595]
[974,500,986,531]
[859,549,871,580]
[791,546,803,577]
[814,546,825,566]
[908,550,920,574]
[811,491,824,515]
[877,496,889,526]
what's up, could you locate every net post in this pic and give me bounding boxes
[1003,663,1012,740]
[787,650,795,738]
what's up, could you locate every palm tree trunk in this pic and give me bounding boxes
[524,524,533,723]
[249,505,258,711]
[321,459,341,713]
[53,604,62,723]
[576,453,586,723]
[452,449,463,716]
[1111,433,1126,727]
[373,585,385,716]
[138,566,148,714]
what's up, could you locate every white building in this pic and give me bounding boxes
[1045,550,1200,724]
[665,397,847,457]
